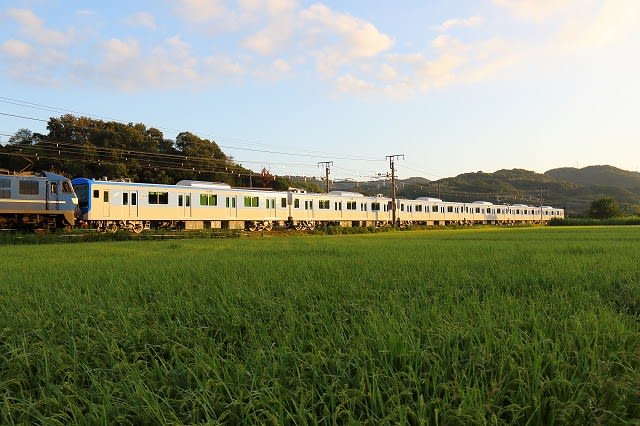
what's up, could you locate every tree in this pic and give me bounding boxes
[588,196,620,219]
[8,128,35,145]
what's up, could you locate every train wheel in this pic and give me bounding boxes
[264,221,273,231]
[306,221,316,231]
[294,222,303,231]
[248,221,258,232]
[131,223,144,234]
[106,223,118,233]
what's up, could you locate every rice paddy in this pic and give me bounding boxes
[0,226,638,424]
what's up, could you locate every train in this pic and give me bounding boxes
[0,171,78,230]
[70,176,564,233]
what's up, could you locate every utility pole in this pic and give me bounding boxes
[386,154,404,226]
[539,188,543,224]
[318,161,333,193]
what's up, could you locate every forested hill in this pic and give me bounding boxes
[0,115,321,193]
[545,165,640,189]
[333,167,640,217]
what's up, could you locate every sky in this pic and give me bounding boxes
[1,0,639,182]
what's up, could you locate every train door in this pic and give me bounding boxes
[103,190,110,217]
[49,180,60,211]
[266,197,277,218]
[123,191,139,218]
[178,193,192,218]
[225,195,236,218]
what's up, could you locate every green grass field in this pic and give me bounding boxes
[1,227,639,424]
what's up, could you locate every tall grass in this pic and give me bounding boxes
[0,227,638,423]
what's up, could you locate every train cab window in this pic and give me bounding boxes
[123,193,129,205]
[50,182,58,194]
[62,182,73,193]
[93,189,100,198]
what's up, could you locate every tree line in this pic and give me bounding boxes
[0,114,321,192]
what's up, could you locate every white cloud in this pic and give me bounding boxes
[492,0,588,23]
[335,74,374,94]
[173,0,226,23]
[272,58,292,74]
[0,39,34,59]
[300,4,393,77]
[204,55,246,76]
[241,20,295,55]
[124,12,157,30]
[238,0,297,16]
[5,8,75,46]
[554,0,640,50]
[434,16,484,31]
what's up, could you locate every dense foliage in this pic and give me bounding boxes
[0,228,639,424]
[0,115,321,192]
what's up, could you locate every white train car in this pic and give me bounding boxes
[71,176,564,232]
[0,171,78,230]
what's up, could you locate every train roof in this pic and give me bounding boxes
[327,191,364,198]
[176,180,231,189]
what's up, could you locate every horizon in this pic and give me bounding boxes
[1,1,639,181]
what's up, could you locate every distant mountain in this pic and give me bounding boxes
[545,165,640,189]
[330,166,640,217]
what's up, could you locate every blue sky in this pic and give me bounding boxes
[1,0,639,181]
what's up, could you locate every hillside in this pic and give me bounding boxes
[546,165,640,189]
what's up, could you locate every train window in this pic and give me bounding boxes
[62,182,73,193]
[132,193,137,205]
[371,202,380,211]
[50,182,58,194]
[184,195,189,207]
[93,189,99,198]
[319,200,330,209]
[346,201,356,210]
[281,198,287,208]
[335,202,342,210]
[244,196,259,207]
[200,194,218,206]
[432,205,438,212]
[104,191,109,202]
[294,199,300,208]
[447,206,453,213]
[123,193,129,205]
[0,179,10,198]
[19,180,39,195]
[226,197,236,208]
[149,191,169,205]
[178,195,183,207]
[305,200,312,210]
